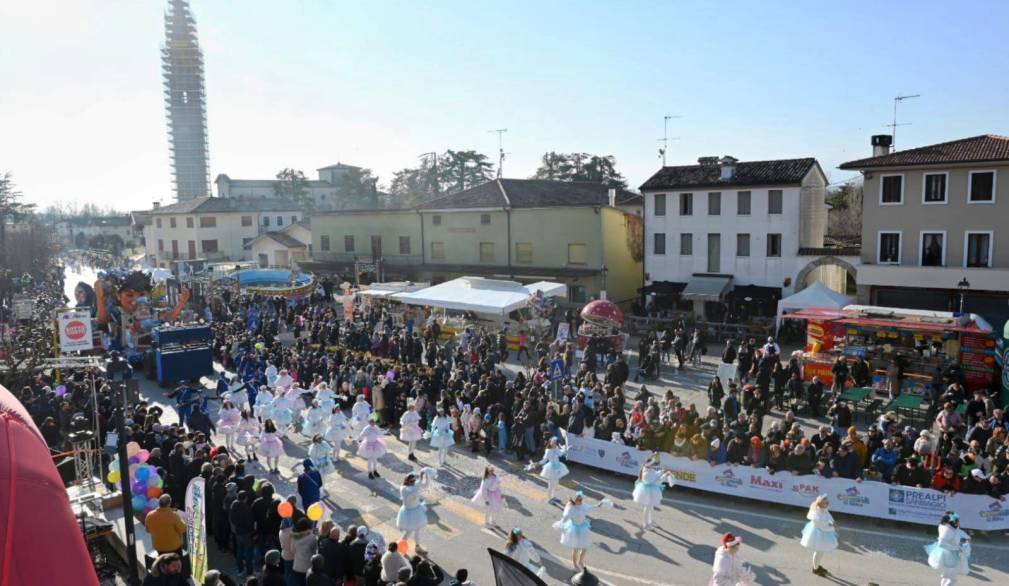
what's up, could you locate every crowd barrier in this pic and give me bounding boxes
[562,431,1009,531]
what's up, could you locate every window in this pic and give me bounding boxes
[186,217,194,228]
[708,192,721,215]
[736,233,750,257]
[964,232,992,268]
[768,190,783,214]
[920,231,945,267]
[432,215,442,225]
[679,193,693,215]
[654,194,666,216]
[399,236,410,255]
[241,215,253,227]
[878,232,901,264]
[515,242,533,263]
[969,171,996,203]
[187,241,196,258]
[653,233,666,255]
[569,285,588,304]
[276,216,283,226]
[480,214,491,225]
[880,175,903,204]
[170,217,177,228]
[242,237,253,248]
[766,233,782,257]
[370,235,382,257]
[707,233,721,273]
[568,243,587,264]
[201,239,218,253]
[922,173,948,204]
[320,235,330,251]
[479,242,495,262]
[199,216,216,228]
[680,233,692,255]
[291,216,298,224]
[157,239,164,252]
[737,191,751,215]
[156,218,162,228]
[344,235,355,252]
[263,216,270,227]
[430,241,445,260]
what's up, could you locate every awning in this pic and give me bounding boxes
[681,275,731,301]
[639,281,687,295]
[728,284,781,303]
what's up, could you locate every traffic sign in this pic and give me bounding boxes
[549,359,565,381]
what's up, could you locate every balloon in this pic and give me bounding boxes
[147,498,159,510]
[136,450,150,463]
[131,495,148,511]
[132,481,145,494]
[128,456,140,465]
[136,466,151,483]
[126,442,141,457]
[307,502,326,522]
[277,501,294,519]
[255,342,265,350]
[147,486,162,498]
[107,470,121,484]
[55,385,67,397]
[148,474,162,488]
[107,461,119,473]
[398,539,410,555]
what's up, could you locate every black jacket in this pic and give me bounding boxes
[319,536,350,580]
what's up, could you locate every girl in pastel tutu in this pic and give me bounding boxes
[270,390,295,431]
[924,512,971,586]
[216,399,242,451]
[532,437,569,502]
[552,491,612,571]
[257,418,285,474]
[428,405,455,467]
[505,528,546,578]
[274,368,294,390]
[351,394,373,436]
[396,468,435,554]
[235,409,260,462]
[709,532,756,586]
[253,385,275,421]
[323,406,350,462]
[357,416,387,479]
[633,454,675,529]
[471,465,505,526]
[301,399,327,438]
[284,384,308,429]
[314,382,337,412]
[800,495,838,577]
[307,433,335,474]
[399,400,424,462]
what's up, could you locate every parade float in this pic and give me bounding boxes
[577,299,626,353]
[216,268,316,299]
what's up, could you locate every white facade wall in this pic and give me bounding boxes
[143,210,302,268]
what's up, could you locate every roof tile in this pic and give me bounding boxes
[639,158,818,190]
[839,134,1009,169]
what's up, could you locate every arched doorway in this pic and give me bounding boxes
[794,255,858,295]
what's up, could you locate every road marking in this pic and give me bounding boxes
[590,567,684,586]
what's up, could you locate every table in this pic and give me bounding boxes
[884,394,929,427]
[839,387,872,403]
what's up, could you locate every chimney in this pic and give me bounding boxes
[152,202,160,209]
[698,156,719,166]
[719,156,738,180]
[871,135,892,157]
[607,188,617,207]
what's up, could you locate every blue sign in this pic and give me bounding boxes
[549,359,565,381]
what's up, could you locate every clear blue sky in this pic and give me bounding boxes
[2,0,1007,209]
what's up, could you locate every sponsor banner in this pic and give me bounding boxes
[563,433,1007,530]
[57,309,94,353]
[185,477,208,582]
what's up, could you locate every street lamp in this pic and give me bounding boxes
[957,277,970,314]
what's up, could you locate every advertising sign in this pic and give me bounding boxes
[185,477,208,582]
[12,296,33,320]
[57,309,94,353]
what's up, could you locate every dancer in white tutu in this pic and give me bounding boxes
[314,382,337,412]
[552,491,611,570]
[709,532,756,586]
[284,384,308,429]
[270,390,295,431]
[399,400,424,462]
[301,400,327,438]
[235,409,260,462]
[924,512,971,586]
[253,385,275,421]
[471,465,505,526]
[505,528,546,577]
[257,418,285,474]
[357,417,387,479]
[396,468,435,553]
[428,405,455,467]
[216,399,242,451]
[800,495,838,576]
[351,394,373,435]
[323,406,350,462]
[274,368,294,390]
[633,454,675,529]
[307,434,335,474]
[532,437,568,502]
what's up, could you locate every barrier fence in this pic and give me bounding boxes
[562,431,1009,531]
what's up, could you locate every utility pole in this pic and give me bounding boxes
[658,115,682,166]
[886,94,920,152]
[489,129,508,178]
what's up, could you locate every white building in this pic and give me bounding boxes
[640,155,841,321]
[142,197,302,268]
[244,222,311,268]
[214,163,360,210]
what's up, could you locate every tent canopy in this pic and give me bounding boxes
[776,282,854,330]
[358,282,429,298]
[394,276,566,316]
[681,275,732,301]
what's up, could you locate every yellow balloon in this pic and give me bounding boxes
[107,470,121,484]
[307,502,325,522]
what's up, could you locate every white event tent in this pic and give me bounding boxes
[775,282,854,331]
[393,276,566,316]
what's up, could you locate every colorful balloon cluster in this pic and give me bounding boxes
[107,441,164,521]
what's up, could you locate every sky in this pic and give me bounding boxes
[2,0,1008,210]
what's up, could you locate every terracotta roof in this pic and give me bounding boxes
[839,134,1009,170]
[640,158,819,190]
[418,179,641,210]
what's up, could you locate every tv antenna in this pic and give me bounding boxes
[489,129,508,177]
[658,115,682,166]
[886,94,920,151]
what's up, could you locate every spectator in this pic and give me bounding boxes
[230,490,256,577]
[893,457,929,488]
[787,443,814,475]
[381,542,411,583]
[260,549,285,586]
[931,465,962,495]
[832,442,861,480]
[306,553,334,586]
[297,459,323,509]
[871,439,899,482]
[143,553,187,586]
[319,526,349,583]
[145,495,187,556]
[450,568,476,586]
[935,402,963,434]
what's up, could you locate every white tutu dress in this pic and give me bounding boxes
[924,524,970,579]
[302,406,327,437]
[257,431,285,458]
[351,399,373,434]
[554,503,593,549]
[216,407,241,437]
[235,418,260,447]
[396,477,430,531]
[709,546,756,586]
[324,411,350,445]
[539,446,569,481]
[253,389,275,420]
[284,386,307,412]
[270,395,295,428]
[471,475,504,513]
[800,507,838,552]
[399,410,424,442]
[315,387,337,412]
[632,467,667,507]
[307,440,334,473]
[356,424,387,459]
[429,415,455,449]
[507,538,542,574]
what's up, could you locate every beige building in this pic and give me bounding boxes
[142,197,302,268]
[840,134,1009,328]
[214,163,361,210]
[307,179,644,305]
[245,222,311,268]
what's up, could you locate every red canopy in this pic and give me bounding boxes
[0,384,99,586]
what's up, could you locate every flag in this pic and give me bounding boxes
[488,548,547,586]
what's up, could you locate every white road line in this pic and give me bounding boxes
[590,567,684,586]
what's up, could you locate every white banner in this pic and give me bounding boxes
[564,433,1009,531]
[185,477,208,582]
[57,309,93,353]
